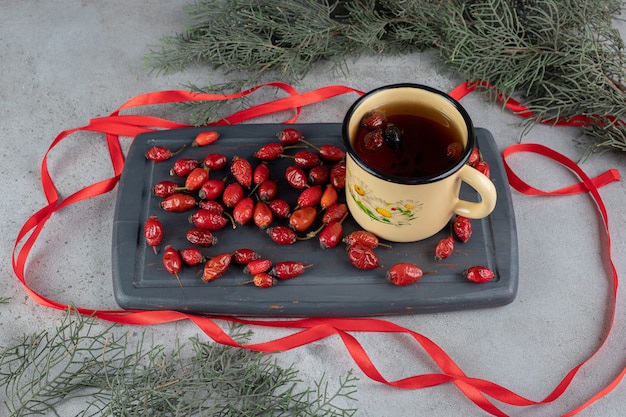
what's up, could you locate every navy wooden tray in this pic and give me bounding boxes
[112,124,518,317]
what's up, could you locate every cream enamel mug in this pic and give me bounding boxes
[342,83,497,242]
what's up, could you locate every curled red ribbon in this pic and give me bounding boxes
[11,80,623,416]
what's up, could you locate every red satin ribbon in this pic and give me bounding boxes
[11,80,623,416]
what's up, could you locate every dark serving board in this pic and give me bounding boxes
[112,124,518,317]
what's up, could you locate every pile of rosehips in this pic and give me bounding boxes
[143,127,494,289]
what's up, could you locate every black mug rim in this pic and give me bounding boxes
[342,83,475,185]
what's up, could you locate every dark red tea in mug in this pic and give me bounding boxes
[353,107,464,178]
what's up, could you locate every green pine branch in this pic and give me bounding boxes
[145,0,626,154]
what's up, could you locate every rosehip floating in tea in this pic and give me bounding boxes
[355,110,465,178]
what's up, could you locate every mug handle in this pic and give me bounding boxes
[452,164,497,219]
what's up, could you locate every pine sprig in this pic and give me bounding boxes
[145,0,626,154]
[0,312,358,416]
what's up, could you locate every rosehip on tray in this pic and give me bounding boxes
[144,215,163,254]
[464,266,495,283]
[253,200,274,229]
[386,263,423,286]
[475,160,490,178]
[296,185,323,208]
[253,162,271,185]
[184,167,209,191]
[244,258,273,275]
[145,144,186,162]
[268,199,291,219]
[270,261,313,280]
[170,158,200,177]
[189,209,228,231]
[343,230,388,249]
[434,235,455,261]
[468,147,481,167]
[162,245,183,288]
[285,165,309,189]
[289,206,317,232]
[293,151,321,169]
[320,185,338,210]
[186,228,218,247]
[230,155,253,188]
[231,248,260,265]
[160,193,197,212]
[453,215,472,243]
[202,253,232,282]
[322,203,348,225]
[203,153,229,171]
[198,178,226,200]
[318,144,345,162]
[232,197,255,226]
[308,165,330,185]
[254,143,285,161]
[198,199,225,214]
[152,180,180,198]
[277,127,304,145]
[193,130,220,147]
[253,272,277,288]
[319,221,343,249]
[267,226,298,245]
[347,244,380,270]
[179,247,205,266]
[222,182,245,208]
[329,162,346,189]
[257,179,278,202]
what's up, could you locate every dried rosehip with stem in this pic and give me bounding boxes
[152,180,180,198]
[464,266,495,283]
[318,221,344,249]
[145,144,186,162]
[277,127,304,145]
[322,203,348,225]
[189,209,228,231]
[202,253,232,282]
[270,261,313,280]
[181,166,209,191]
[144,215,163,254]
[252,272,277,288]
[320,184,338,210]
[253,143,307,161]
[256,179,278,202]
[162,245,183,288]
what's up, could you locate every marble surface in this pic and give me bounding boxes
[2,1,626,415]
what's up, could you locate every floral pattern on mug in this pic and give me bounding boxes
[348,174,422,226]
